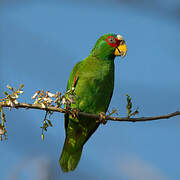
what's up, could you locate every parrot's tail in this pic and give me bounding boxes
[59,137,83,172]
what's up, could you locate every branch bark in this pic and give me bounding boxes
[0,102,179,123]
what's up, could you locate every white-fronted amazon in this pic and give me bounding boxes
[60,33,127,172]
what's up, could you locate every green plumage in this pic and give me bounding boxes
[60,33,119,172]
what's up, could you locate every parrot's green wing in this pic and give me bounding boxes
[64,61,82,133]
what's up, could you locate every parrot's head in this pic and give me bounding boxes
[91,33,127,60]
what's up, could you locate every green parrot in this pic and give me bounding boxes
[59,33,127,172]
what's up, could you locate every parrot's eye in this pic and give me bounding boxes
[106,36,118,47]
[107,36,116,44]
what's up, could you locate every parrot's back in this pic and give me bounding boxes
[59,56,114,172]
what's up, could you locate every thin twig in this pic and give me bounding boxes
[0,102,179,122]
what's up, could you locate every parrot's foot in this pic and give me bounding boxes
[97,112,107,125]
[71,108,80,119]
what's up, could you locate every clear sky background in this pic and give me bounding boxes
[0,0,180,180]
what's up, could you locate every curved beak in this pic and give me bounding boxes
[114,41,127,57]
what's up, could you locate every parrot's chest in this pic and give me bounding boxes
[82,65,113,91]
[76,64,114,113]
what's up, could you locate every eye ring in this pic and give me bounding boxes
[106,36,119,47]
[107,36,116,44]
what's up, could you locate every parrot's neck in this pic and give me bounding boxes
[90,48,115,61]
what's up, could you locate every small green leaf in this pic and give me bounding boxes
[47,120,53,127]
[20,84,24,89]
[126,94,132,118]
[4,92,8,96]
[43,122,49,129]
[41,134,44,140]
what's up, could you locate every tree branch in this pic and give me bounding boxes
[0,102,179,123]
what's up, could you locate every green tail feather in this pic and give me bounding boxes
[59,137,83,172]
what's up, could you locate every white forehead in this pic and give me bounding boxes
[116,34,124,41]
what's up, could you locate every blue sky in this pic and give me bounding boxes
[0,1,180,180]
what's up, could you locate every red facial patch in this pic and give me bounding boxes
[106,36,120,47]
